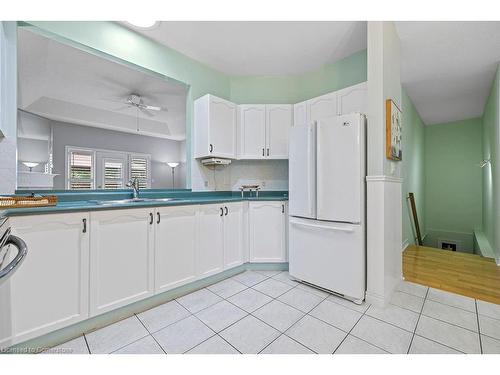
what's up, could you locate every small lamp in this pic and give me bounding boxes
[167,162,180,188]
[22,162,39,172]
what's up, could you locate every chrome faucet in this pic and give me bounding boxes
[126,177,140,199]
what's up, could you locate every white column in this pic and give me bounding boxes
[366,22,404,307]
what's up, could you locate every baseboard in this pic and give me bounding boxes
[402,239,410,251]
[6,262,289,353]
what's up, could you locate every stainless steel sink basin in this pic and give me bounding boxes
[90,198,180,205]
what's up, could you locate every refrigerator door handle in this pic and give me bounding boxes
[290,220,354,233]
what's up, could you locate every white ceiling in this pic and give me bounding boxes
[123,21,367,76]
[18,28,188,140]
[396,21,500,125]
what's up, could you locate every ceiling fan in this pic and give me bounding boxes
[123,93,168,116]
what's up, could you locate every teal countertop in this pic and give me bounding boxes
[1,190,288,217]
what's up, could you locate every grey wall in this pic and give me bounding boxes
[51,120,186,189]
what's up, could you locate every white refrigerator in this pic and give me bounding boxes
[288,113,366,303]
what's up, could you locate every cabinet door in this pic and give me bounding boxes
[237,105,266,159]
[209,96,236,159]
[155,206,197,294]
[223,202,244,269]
[197,204,224,277]
[266,105,292,159]
[336,82,367,115]
[308,92,337,124]
[0,213,89,347]
[249,202,287,263]
[90,208,154,316]
[293,100,309,127]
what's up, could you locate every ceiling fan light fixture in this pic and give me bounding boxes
[126,21,159,29]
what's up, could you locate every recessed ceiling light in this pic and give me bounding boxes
[126,21,159,29]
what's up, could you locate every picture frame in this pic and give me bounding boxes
[386,98,403,161]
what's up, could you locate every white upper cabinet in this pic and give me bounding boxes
[293,100,308,127]
[336,82,367,116]
[249,201,287,263]
[0,213,90,347]
[89,208,154,316]
[237,105,266,159]
[293,82,367,127]
[194,94,237,159]
[266,105,292,159]
[155,206,198,294]
[237,104,292,160]
[308,91,337,124]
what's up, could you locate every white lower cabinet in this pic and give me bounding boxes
[0,213,89,347]
[197,204,225,277]
[0,200,287,346]
[249,201,287,263]
[223,202,244,269]
[154,206,197,293]
[89,208,154,316]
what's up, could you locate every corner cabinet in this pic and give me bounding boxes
[237,104,292,160]
[154,206,198,294]
[194,94,237,159]
[89,208,154,316]
[249,201,288,263]
[0,213,90,347]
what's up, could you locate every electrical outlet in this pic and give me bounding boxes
[204,180,208,187]
[261,181,266,187]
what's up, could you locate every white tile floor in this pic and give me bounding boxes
[43,270,500,354]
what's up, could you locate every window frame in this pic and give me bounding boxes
[65,146,151,190]
[65,146,96,190]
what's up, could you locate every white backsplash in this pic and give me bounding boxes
[191,159,288,191]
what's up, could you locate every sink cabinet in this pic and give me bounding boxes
[89,208,154,316]
[154,205,198,294]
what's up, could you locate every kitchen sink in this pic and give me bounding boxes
[90,198,181,205]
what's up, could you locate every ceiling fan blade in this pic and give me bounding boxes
[143,105,161,111]
[112,104,133,111]
[139,107,155,117]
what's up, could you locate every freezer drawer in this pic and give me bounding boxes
[288,217,365,302]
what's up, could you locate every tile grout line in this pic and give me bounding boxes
[406,286,429,354]
[475,300,483,354]
[82,333,92,354]
[133,313,168,354]
[331,302,369,354]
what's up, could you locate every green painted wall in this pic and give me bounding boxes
[424,118,483,251]
[481,64,500,261]
[401,90,426,247]
[229,50,367,104]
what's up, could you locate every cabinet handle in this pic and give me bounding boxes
[220,207,224,217]
[149,212,154,225]
[157,212,161,224]
[282,204,285,214]
[262,148,265,157]
[267,148,270,156]
[225,206,228,216]
[82,218,87,233]
[209,144,213,153]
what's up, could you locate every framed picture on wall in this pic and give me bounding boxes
[386,99,402,161]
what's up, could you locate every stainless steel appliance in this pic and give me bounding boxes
[0,216,28,286]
